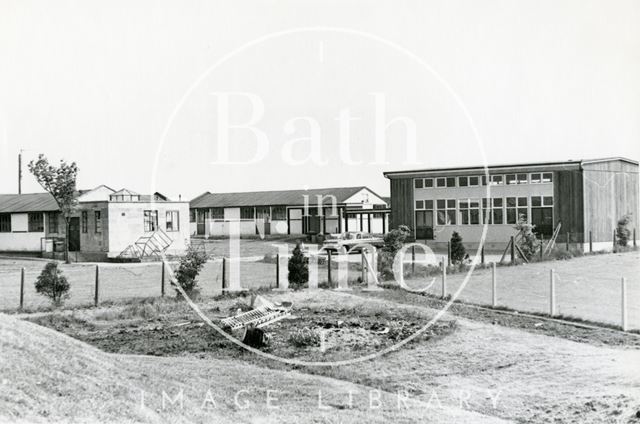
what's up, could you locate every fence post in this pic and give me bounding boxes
[634,229,637,248]
[491,262,497,307]
[447,242,451,267]
[549,269,556,316]
[510,236,515,264]
[621,277,628,331]
[161,261,165,297]
[19,267,25,311]
[589,231,593,253]
[222,257,227,290]
[94,265,99,307]
[539,234,544,260]
[327,250,332,284]
[441,258,447,299]
[361,252,367,284]
[565,232,569,251]
[481,245,485,265]
[411,245,415,274]
[613,229,616,252]
[275,254,280,288]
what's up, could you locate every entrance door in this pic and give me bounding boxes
[68,217,80,252]
[531,207,553,238]
[415,210,434,240]
[196,209,207,235]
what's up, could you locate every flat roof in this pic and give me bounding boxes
[190,186,386,209]
[383,157,638,178]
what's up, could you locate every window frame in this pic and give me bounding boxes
[436,199,457,225]
[94,210,103,234]
[28,212,44,232]
[490,175,504,185]
[0,213,11,232]
[240,207,255,220]
[166,210,180,232]
[143,210,158,232]
[414,178,424,189]
[81,211,88,233]
[47,212,59,233]
[272,206,287,220]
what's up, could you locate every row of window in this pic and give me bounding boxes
[144,210,180,232]
[414,172,553,189]
[415,196,553,226]
[0,212,47,233]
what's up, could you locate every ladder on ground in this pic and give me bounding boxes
[118,229,174,260]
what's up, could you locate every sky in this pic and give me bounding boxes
[0,0,639,200]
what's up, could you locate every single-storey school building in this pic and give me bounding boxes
[384,157,639,251]
[0,185,190,261]
[189,186,389,237]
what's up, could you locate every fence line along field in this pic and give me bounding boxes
[1,251,638,331]
[405,251,640,330]
[0,258,279,311]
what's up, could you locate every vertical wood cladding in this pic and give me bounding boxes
[553,170,584,241]
[389,178,414,232]
[582,161,639,243]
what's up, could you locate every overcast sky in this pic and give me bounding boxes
[1,0,638,199]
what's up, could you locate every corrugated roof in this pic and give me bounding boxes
[0,193,59,213]
[190,186,373,208]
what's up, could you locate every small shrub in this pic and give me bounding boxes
[378,225,411,280]
[450,232,466,264]
[34,262,70,307]
[514,217,540,260]
[288,327,320,348]
[288,241,308,289]
[174,244,208,298]
[616,214,632,247]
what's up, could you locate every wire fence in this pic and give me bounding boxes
[1,251,638,331]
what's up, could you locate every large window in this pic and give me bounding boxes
[95,211,102,233]
[436,199,456,225]
[144,210,158,232]
[189,210,196,223]
[492,198,504,224]
[28,213,44,232]
[459,199,480,225]
[210,208,224,219]
[240,207,255,220]
[490,175,504,185]
[272,206,286,220]
[166,211,180,231]
[506,197,528,224]
[47,212,59,233]
[0,214,10,232]
[414,178,423,189]
[81,211,88,233]
[256,207,270,219]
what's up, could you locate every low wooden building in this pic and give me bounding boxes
[189,186,389,237]
[0,186,190,261]
[384,157,639,251]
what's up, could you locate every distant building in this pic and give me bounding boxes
[0,185,190,261]
[189,186,389,237]
[384,157,639,251]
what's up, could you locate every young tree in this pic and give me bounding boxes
[35,262,70,307]
[616,214,632,247]
[514,216,540,260]
[378,225,411,279]
[28,155,79,263]
[174,244,208,298]
[288,241,308,289]
[450,231,466,264]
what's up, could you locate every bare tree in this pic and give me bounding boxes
[28,154,79,263]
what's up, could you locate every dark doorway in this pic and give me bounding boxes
[196,209,207,235]
[415,210,434,240]
[531,207,553,238]
[68,217,80,252]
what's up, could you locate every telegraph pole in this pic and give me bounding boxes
[18,150,22,194]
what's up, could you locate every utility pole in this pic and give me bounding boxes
[18,150,22,194]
